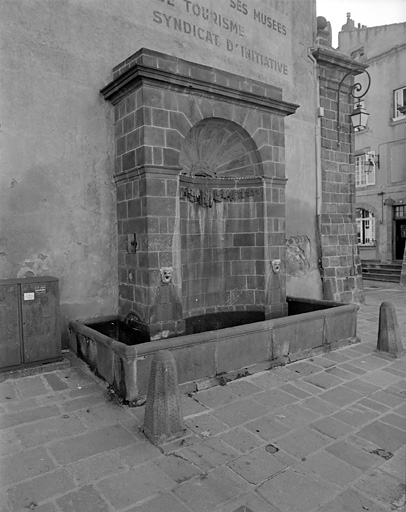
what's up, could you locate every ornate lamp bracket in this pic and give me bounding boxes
[337,69,371,146]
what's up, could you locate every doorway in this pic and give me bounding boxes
[394,218,406,260]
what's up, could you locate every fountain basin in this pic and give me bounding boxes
[69,297,359,402]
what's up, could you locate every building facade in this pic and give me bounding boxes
[1,1,364,345]
[339,16,406,263]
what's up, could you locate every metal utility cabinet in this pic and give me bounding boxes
[0,276,61,371]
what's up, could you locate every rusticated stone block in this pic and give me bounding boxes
[122,150,135,171]
[375,301,405,359]
[143,350,185,444]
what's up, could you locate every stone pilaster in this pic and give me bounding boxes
[312,47,366,303]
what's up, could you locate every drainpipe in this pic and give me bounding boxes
[308,50,323,217]
[308,49,324,287]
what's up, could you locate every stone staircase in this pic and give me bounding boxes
[362,260,402,283]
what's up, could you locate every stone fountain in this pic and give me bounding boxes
[69,49,359,402]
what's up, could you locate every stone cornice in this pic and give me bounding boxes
[101,52,299,117]
[114,166,289,186]
[311,46,369,74]
[263,175,288,186]
[114,165,182,184]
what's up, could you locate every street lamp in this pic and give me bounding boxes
[350,100,369,132]
[336,69,371,146]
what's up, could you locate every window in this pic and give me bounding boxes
[356,208,375,245]
[355,153,375,187]
[394,87,406,119]
[394,205,406,218]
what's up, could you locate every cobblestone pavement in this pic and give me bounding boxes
[0,282,405,512]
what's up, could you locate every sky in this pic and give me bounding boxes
[316,0,406,47]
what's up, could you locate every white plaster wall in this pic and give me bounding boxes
[284,2,322,299]
[0,0,320,342]
[338,23,406,60]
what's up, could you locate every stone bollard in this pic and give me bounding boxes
[375,301,405,359]
[143,350,185,444]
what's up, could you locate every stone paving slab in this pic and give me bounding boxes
[316,488,388,511]
[48,425,136,464]
[56,485,110,512]
[0,404,60,430]
[310,415,354,439]
[301,449,363,487]
[14,375,50,399]
[244,414,291,441]
[0,446,56,488]
[324,365,355,380]
[285,361,322,377]
[301,395,341,415]
[257,466,339,512]
[251,388,298,409]
[270,403,320,429]
[274,426,332,460]
[67,450,127,486]
[369,389,405,407]
[217,427,263,454]
[339,361,368,374]
[210,398,269,427]
[317,385,364,407]
[185,412,230,437]
[0,283,405,512]
[381,413,406,431]
[325,439,382,470]
[128,492,191,512]
[218,491,281,512]
[379,445,406,481]
[332,403,380,427]
[177,437,241,473]
[6,468,76,511]
[355,420,406,452]
[341,377,381,395]
[227,448,287,485]
[279,382,313,399]
[359,368,405,387]
[14,413,87,448]
[224,379,263,398]
[153,453,203,484]
[98,463,176,510]
[358,396,391,413]
[172,466,250,512]
[303,371,344,389]
[321,351,352,364]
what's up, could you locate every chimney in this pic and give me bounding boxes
[341,12,355,31]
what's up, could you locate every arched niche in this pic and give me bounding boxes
[179,118,263,178]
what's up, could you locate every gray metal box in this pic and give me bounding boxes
[0,276,61,371]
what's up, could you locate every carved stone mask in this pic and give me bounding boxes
[271,259,281,274]
[160,266,173,284]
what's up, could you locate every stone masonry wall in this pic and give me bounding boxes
[179,177,287,321]
[313,48,365,303]
[103,49,297,337]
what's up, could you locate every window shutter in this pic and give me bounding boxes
[366,156,376,185]
[394,88,405,117]
[371,216,375,242]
